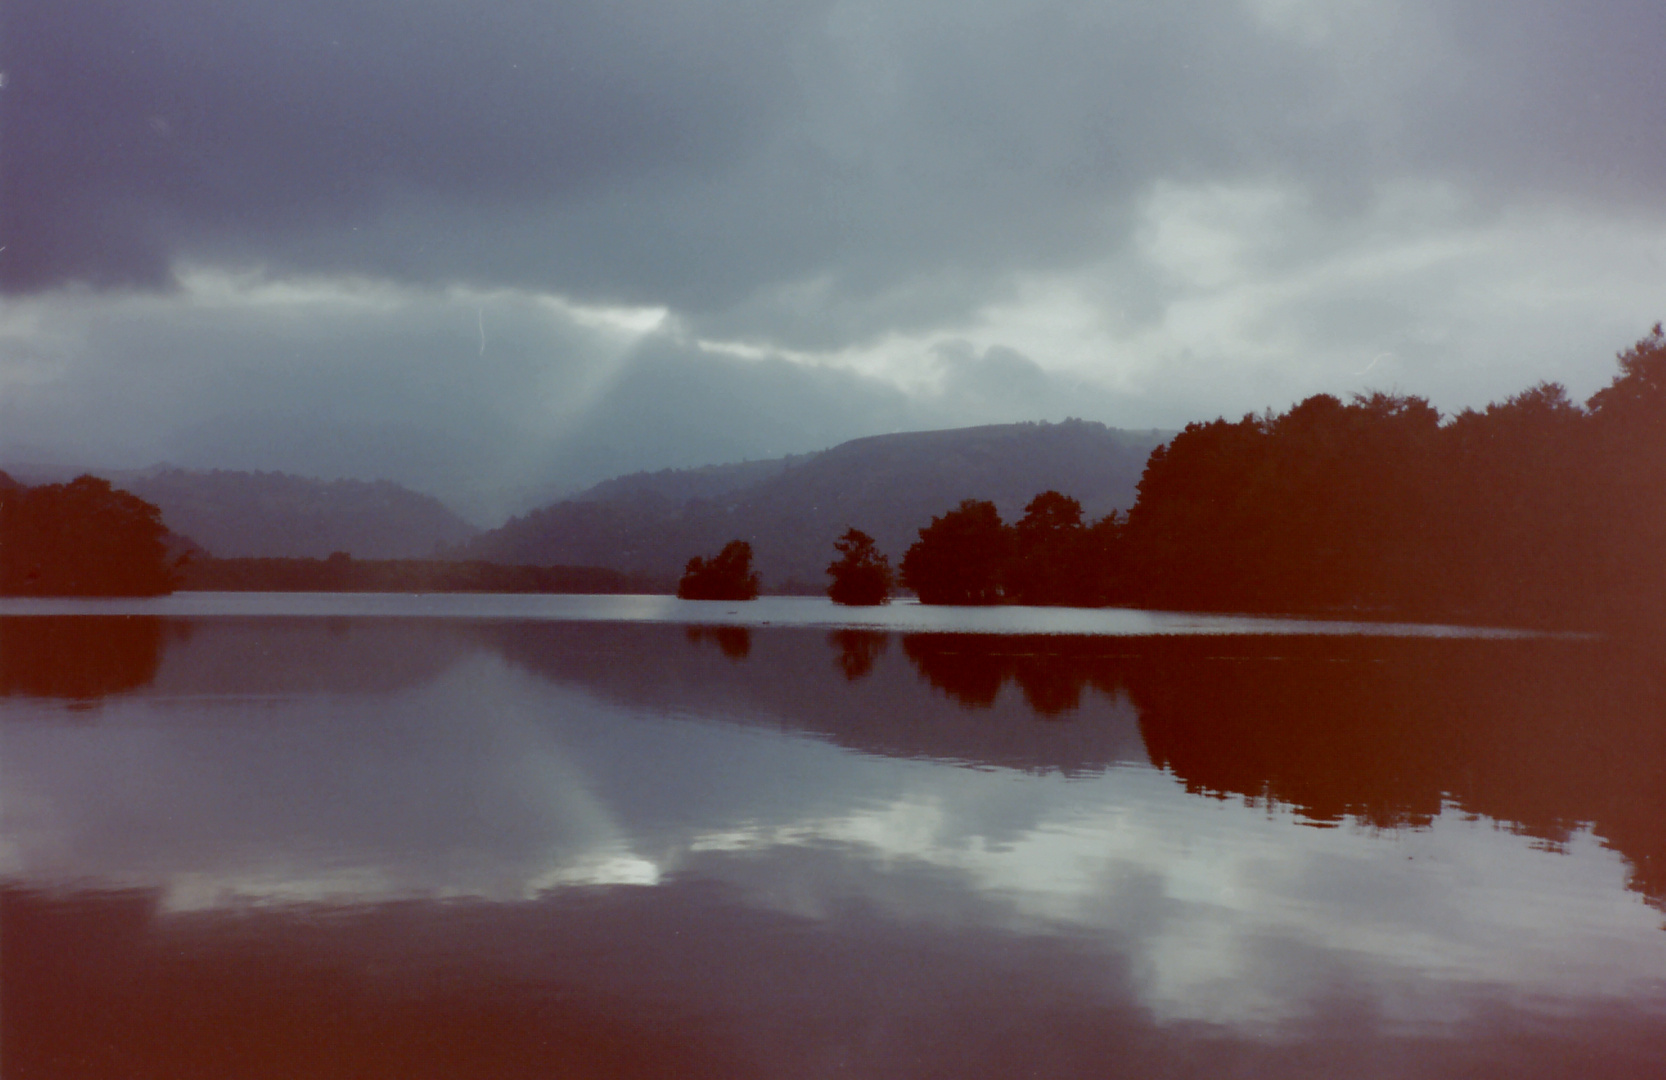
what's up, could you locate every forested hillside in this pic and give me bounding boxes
[462,421,1167,588]
[570,454,816,506]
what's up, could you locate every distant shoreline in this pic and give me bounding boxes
[0,591,1579,641]
[176,555,667,596]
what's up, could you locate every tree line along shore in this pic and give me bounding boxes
[6,326,1663,631]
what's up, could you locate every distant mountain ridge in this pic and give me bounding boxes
[2,465,480,559]
[570,452,817,506]
[463,420,1169,588]
[126,468,480,559]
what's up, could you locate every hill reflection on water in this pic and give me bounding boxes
[4,609,1665,1078]
[5,613,1663,907]
[507,621,1666,911]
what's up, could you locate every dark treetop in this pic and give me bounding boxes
[677,540,761,601]
[826,528,894,606]
[890,326,1666,629]
[0,474,178,596]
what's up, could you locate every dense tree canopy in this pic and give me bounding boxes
[895,492,1122,607]
[899,499,1011,605]
[677,539,761,601]
[1007,491,1125,606]
[1119,325,1666,626]
[0,475,178,596]
[826,528,893,605]
[888,326,1664,629]
[1123,391,1443,613]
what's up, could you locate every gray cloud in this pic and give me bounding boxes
[2,284,620,517]
[3,0,1663,516]
[0,283,1144,520]
[2,0,808,291]
[9,1,1661,315]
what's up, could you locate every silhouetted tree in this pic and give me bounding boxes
[826,528,893,605]
[0,475,178,596]
[1123,391,1444,613]
[1582,323,1666,623]
[900,499,1010,604]
[677,539,761,600]
[1435,381,1592,621]
[1588,323,1666,425]
[1008,490,1121,606]
[1110,326,1666,627]
[1080,511,1129,603]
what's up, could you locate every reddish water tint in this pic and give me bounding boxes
[4,605,1664,1078]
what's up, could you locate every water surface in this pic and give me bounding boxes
[0,591,1552,636]
[3,597,1662,1078]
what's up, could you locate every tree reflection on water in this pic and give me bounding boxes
[6,614,1660,909]
[684,624,752,660]
[0,617,167,703]
[829,628,888,681]
[3,613,1664,1078]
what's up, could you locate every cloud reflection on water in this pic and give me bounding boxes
[4,615,1664,1045]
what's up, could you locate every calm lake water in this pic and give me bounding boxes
[3,594,1663,1078]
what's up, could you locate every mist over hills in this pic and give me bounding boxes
[126,469,481,559]
[463,420,1168,589]
[1,465,479,560]
[570,453,818,507]
[2,420,1162,575]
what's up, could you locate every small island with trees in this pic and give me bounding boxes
[826,529,894,606]
[677,540,761,601]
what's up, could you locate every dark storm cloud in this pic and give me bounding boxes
[9,0,1661,330]
[1422,0,1666,199]
[0,277,1139,520]
[4,0,1663,516]
[3,280,1132,520]
[1,0,809,292]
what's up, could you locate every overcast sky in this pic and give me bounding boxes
[3,0,1663,521]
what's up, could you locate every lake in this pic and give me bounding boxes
[3,594,1664,1078]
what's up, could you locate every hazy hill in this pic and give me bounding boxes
[464,420,1168,588]
[570,452,816,506]
[90,468,480,559]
